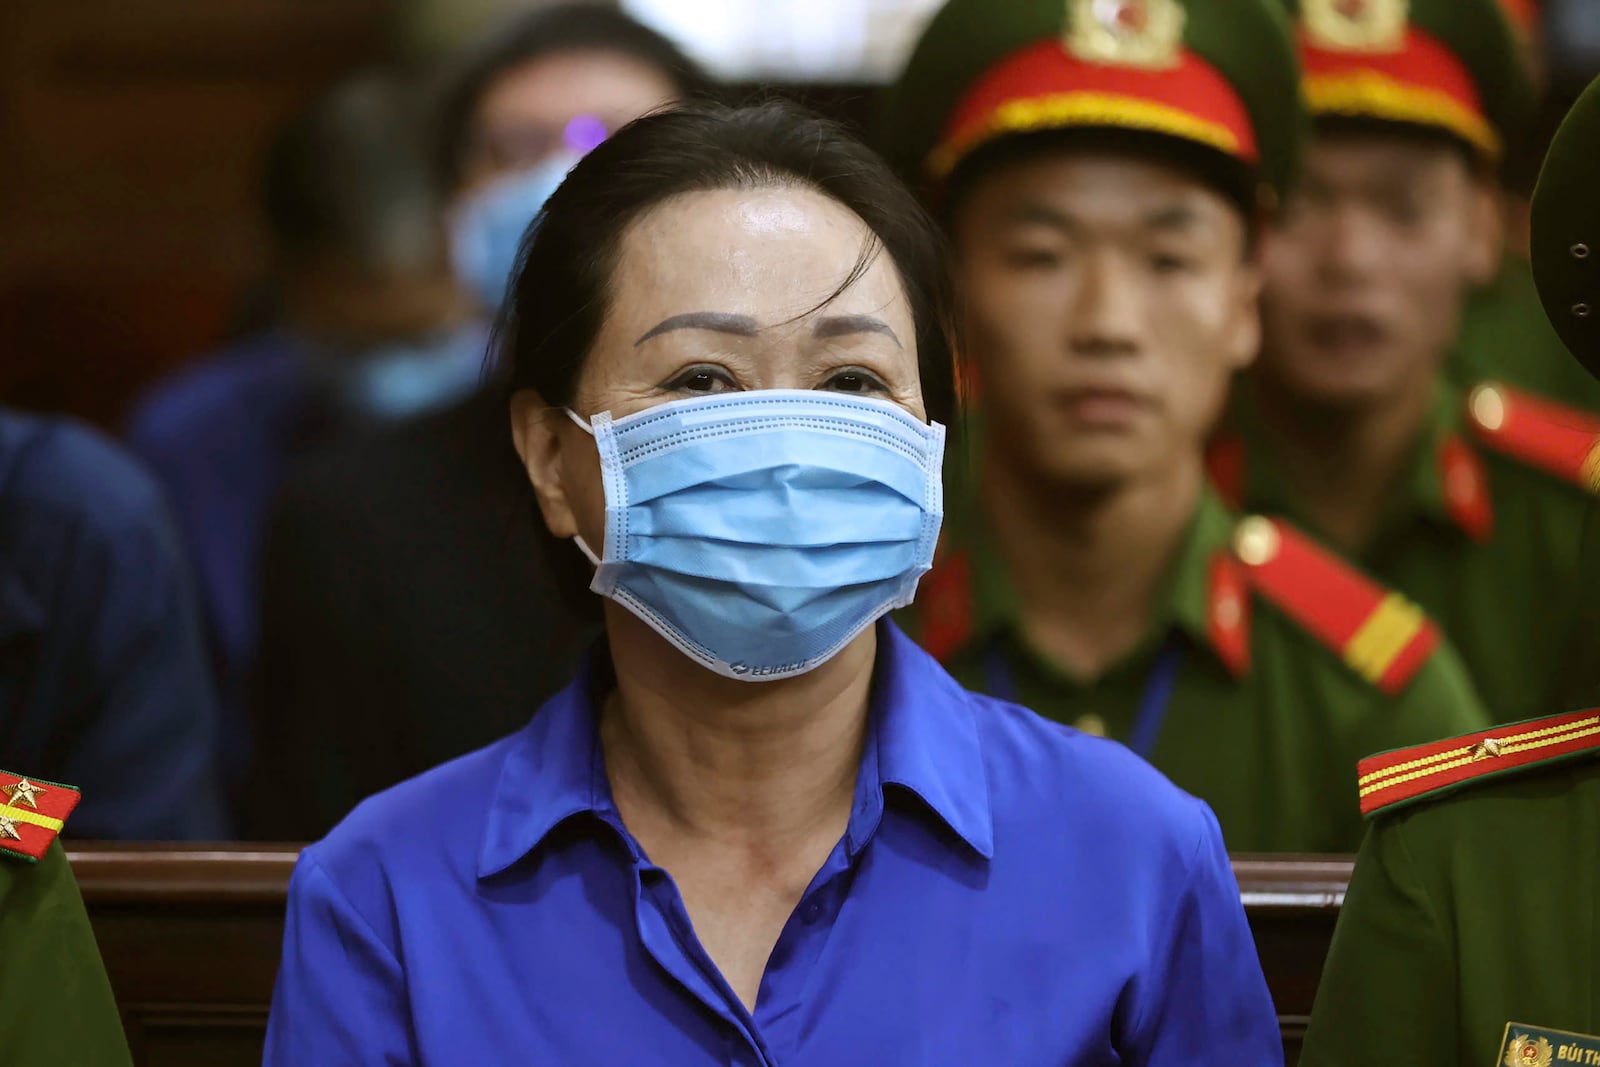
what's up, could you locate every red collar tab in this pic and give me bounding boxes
[1438,433,1494,542]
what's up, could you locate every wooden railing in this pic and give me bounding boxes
[70,846,1351,1066]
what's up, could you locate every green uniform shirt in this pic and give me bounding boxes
[1226,381,1594,724]
[0,842,131,1064]
[1454,255,1600,411]
[1300,748,1600,1066]
[902,483,1491,853]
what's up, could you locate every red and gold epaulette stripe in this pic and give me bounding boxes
[0,770,80,863]
[1358,709,1600,817]
[1233,517,1439,695]
[915,545,975,664]
[1204,432,1246,511]
[1466,382,1600,494]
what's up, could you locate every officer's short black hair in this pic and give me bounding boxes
[430,3,713,194]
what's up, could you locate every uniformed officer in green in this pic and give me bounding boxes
[1298,72,1600,1067]
[0,772,132,1065]
[1452,0,1600,412]
[1218,0,1600,724]
[883,0,1490,853]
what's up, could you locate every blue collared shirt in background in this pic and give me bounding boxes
[265,622,1281,1065]
[0,409,229,839]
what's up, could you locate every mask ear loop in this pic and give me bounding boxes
[562,407,603,565]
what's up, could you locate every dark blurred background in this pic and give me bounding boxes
[0,0,934,426]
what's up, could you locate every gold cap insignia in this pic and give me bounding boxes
[1505,1034,1553,1067]
[1303,0,1409,53]
[1066,0,1186,71]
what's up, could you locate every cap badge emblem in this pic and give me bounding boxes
[1066,0,1185,70]
[1304,0,1409,53]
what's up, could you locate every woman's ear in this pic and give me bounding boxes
[510,389,580,540]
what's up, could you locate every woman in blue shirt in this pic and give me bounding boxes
[265,100,1282,1065]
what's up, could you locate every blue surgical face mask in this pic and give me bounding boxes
[317,324,488,420]
[565,390,946,681]
[449,153,577,311]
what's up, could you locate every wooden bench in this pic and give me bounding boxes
[70,845,1350,1066]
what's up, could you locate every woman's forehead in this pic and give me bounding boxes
[608,186,912,330]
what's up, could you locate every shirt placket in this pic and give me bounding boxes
[750,838,857,1063]
[632,863,775,1066]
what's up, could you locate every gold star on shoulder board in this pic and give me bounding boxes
[1471,737,1505,761]
[4,778,45,809]
[0,816,22,841]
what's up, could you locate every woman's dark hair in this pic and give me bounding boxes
[499,99,961,616]
[431,3,713,193]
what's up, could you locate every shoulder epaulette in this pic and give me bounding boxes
[1205,431,1246,510]
[0,770,79,862]
[1358,709,1600,818]
[1232,517,1440,695]
[914,543,975,663]
[1465,382,1600,493]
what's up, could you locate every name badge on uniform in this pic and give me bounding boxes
[1499,1023,1600,1066]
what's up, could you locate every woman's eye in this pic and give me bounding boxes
[822,371,889,395]
[665,366,737,393]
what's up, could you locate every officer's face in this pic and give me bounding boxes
[1259,133,1499,410]
[953,151,1260,488]
[514,185,924,552]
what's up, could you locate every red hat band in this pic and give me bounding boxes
[1300,25,1500,159]
[930,38,1258,180]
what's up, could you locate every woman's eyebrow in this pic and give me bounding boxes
[812,314,901,348]
[635,312,760,346]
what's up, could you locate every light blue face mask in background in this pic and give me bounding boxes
[565,390,946,681]
[448,152,578,311]
[324,322,488,420]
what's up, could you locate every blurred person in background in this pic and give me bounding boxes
[245,3,710,840]
[0,411,228,838]
[1299,74,1600,1064]
[1212,0,1600,724]
[125,73,480,792]
[883,0,1489,853]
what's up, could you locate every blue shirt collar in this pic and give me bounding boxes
[477,620,994,879]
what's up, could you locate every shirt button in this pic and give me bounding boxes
[803,901,823,925]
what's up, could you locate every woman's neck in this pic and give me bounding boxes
[979,449,1203,680]
[599,608,872,857]
[1248,374,1433,555]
